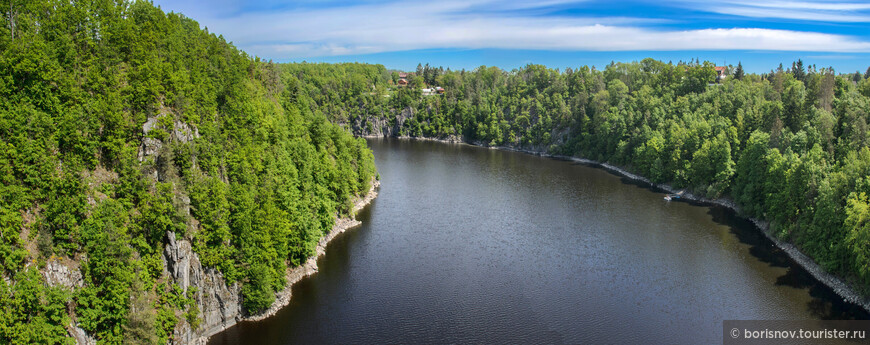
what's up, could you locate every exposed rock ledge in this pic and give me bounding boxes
[172,180,380,345]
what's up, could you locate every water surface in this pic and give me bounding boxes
[209,138,866,344]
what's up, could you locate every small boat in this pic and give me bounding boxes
[664,194,680,201]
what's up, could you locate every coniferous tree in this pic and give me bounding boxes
[735,62,745,81]
[297,59,870,296]
[0,2,378,343]
[792,59,806,82]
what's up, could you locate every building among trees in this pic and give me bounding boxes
[714,66,727,82]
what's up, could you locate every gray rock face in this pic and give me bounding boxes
[68,323,97,345]
[43,259,92,344]
[138,117,163,161]
[164,232,192,291]
[163,231,242,345]
[352,107,413,137]
[42,259,83,289]
[138,115,200,162]
[172,120,199,143]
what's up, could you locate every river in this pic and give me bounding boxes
[208,138,867,344]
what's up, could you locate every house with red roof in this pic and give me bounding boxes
[714,66,727,82]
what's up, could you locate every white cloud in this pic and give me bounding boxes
[726,0,870,11]
[678,0,870,22]
[153,0,870,58]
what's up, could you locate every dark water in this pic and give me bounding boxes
[209,138,867,344]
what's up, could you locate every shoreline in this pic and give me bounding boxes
[197,180,380,344]
[246,179,380,322]
[373,135,870,314]
[557,154,870,313]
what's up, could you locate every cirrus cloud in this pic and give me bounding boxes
[153,0,870,59]
[674,0,870,22]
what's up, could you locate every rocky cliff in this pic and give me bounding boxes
[351,106,415,137]
[159,180,380,345]
[26,111,378,345]
[163,231,241,345]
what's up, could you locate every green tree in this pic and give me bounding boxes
[845,193,870,287]
[734,62,745,81]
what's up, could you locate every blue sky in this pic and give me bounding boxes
[151,0,870,73]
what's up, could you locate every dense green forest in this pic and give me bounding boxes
[290,60,870,298]
[0,0,375,344]
[4,0,870,343]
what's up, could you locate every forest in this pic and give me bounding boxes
[0,0,375,344]
[290,60,870,303]
[4,0,870,344]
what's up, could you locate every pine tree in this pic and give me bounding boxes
[735,62,745,81]
[792,59,806,82]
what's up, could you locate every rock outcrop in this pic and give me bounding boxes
[163,231,242,345]
[163,180,379,344]
[352,107,413,137]
[42,258,83,289]
[138,117,163,162]
[68,323,97,345]
[138,113,200,163]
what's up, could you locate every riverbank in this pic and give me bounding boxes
[380,136,870,314]
[561,156,870,313]
[247,179,381,322]
[360,134,463,143]
[194,180,380,344]
[519,146,870,313]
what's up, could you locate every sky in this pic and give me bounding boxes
[150,0,870,74]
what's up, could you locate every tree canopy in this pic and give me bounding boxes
[306,58,870,299]
[0,0,375,344]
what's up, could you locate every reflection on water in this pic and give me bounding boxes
[209,138,867,345]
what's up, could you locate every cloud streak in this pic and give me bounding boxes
[155,0,870,59]
[680,0,870,22]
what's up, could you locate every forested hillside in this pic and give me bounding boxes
[0,1,375,344]
[295,60,870,297]
[4,0,870,343]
